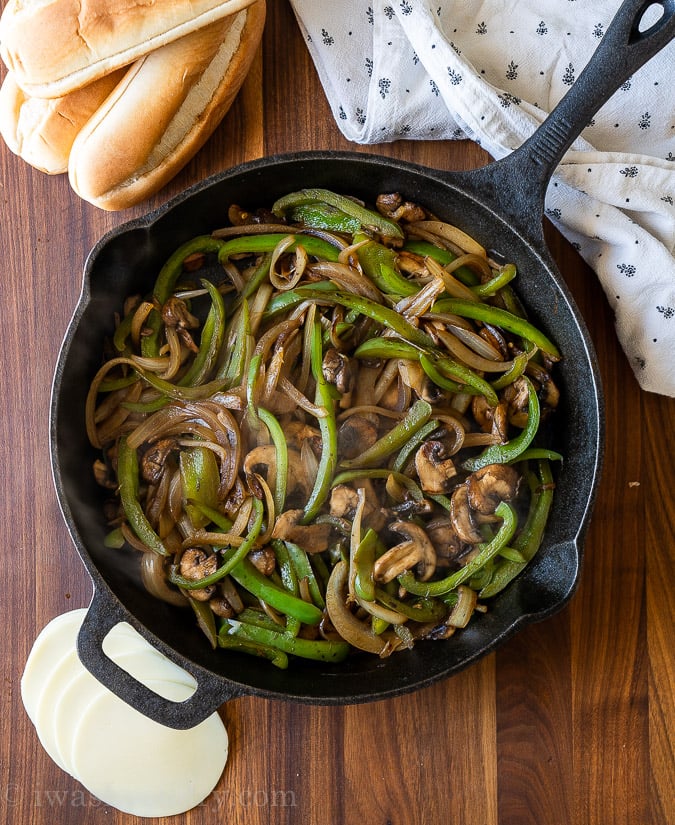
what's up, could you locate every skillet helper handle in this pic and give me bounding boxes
[465,0,675,228]
[77,588,241,730]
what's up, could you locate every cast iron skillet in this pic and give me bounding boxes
[51,0,674,728]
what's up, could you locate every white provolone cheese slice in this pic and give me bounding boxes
[70,681,229,817]
[20,609,87,723]
[22,608,229,816]
[51,646,197,773]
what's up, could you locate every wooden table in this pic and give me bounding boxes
[1,3,673,823]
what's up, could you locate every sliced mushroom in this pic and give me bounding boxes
[248,547,276,576]
[243,444,312,499]
[140,438,177,484]
[337,415,379,460]
[503,376,530,428]
[467,463,520,515]
[374,521,437,583]
[415,441,457,494]
[322,348,354,394]
[376,193,426,223]
[450,485,483,544]
[425,515,466,564]
[271,509,333,553]
[329,481,387,532]
[179,547,217,601]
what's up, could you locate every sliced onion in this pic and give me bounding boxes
[435,328,514,373]
[326,561,396,655]
[307,261,383,302]
[140,552,187,607]
[408,220,487,256]
[446,585,478,628]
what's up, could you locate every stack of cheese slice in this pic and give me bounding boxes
[21,608,229,817]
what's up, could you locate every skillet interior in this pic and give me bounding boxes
[51,151,603,704]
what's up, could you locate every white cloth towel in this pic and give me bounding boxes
[289,0,675,397]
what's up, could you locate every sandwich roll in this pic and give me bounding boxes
[0,69,125,174]
[68,1,266,210]
[0,0,258,99]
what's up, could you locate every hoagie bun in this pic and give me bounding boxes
[0,0,258,98]
[67,1,265,210]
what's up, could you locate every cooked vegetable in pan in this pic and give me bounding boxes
[87,188,562,667]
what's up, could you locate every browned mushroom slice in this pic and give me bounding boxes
[337,414,379,460]
[373,521,437,583]
[243,444,313,500]
[271,510,333,553]
[248,547,277,576]
[425,515,466,564]
[467,464,520,515]
[414,440,457,494]
[140,438,177,484]
[178,547,217,601]
[322,348,354,394]
[503,375,530,427]
[450,485,483,544]
[375,193,426,222]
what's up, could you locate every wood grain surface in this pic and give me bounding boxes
[1,3,673,823]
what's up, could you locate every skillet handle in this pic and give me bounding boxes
[77,588,242,730]
[459,0,675,230]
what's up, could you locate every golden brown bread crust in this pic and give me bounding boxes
[0,69,125,174]
[67,1,265,210]
[0,0,258,98]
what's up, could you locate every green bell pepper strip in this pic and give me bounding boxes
[222,619,350,663]
[228,557,324,625]
[264,280,338,318]
[245,352,263,425]
[462,377,540,471]
[188,597,218,649]
[180,445,221,530]
[187,500,233,532]
[284,542,326,609]
[432,298,560,359]
[479,460,555,598]
[331,468,426,502]
[117,435,168,556]
[113,308,135,353]
[294,288,436,349]
[391,419,441,473]
[168,497,265,590]
[287,203,363,234]
[132,367,230,402]
[216,631,289,668]
[353,337,420,361]
[239,252,273,301]
[419,352,496,403]
[472,263,517,297]
[352,528,378,602]
[271,540,299,595]
[257,407,288,515]
[397,501,518,597]
[215,299,251,385]
[374,587,448,623]
[98,373,140,393]
[217,233,342,263]
[272,188,404,241]
[339,399,432,469]
[143,236,226,358]
[177,279,226,387]
[490,350,531,391]
[508,447,563,464]
[355,235,419,297]
[301,320,338,524]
